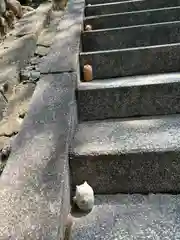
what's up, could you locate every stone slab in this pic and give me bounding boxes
[39,0,85,74]
[0,72,77,239]
[70,114,180,194]
[77,73,180,121]
[85,0,180,17]
[84,6,180,30]
[80,43,180,79]
[72,194,180,239]
[82,21,180,52]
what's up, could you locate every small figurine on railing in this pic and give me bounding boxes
[83,64,93,81]
[73,181,94,212]
[85,24,92,31]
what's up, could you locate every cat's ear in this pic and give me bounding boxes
[76,185,79,190]
[84,181,88,185]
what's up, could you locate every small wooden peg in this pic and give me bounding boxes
[83,64,93,81]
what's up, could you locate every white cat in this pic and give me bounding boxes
[73,181,94,211]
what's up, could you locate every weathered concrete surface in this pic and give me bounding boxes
[77,73,180,121]
[70,114,180,194]
[39,0,85,73]
[0,0,84,239]
[0,73,77,239]
[72,194,180,240]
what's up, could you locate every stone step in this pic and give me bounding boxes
[71,194,180,239]
[82,21,180,52]
[80,43,180,79]
[84,6,180,30]
[86,0,131,6]
[85,0,180,17]
[77,73,180,121]
[70,114,180,194]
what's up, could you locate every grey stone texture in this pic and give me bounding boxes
[0,73,77,239]
[86,0,130,5]
[77,73,180,121]
[82,21,180,52]
[84,6,180,30]
[39,0,85,74]
[85,0,180,17]
[80,43,180,79]
[70,114,180,194]
[72,194,180,239]
[0,0,84,238]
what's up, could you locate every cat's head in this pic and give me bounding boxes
[76,181,88,191]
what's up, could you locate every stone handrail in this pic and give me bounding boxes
[0,0,84,238]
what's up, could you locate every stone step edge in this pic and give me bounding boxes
[85,0,143,8]
[80,42,180,55]
[84,5,180,20]
[82,20,180,33]
[71,114,180,156]
[77,73,180,89]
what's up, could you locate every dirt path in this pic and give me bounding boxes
[0,1,64,174]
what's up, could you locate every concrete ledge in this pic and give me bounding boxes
[0,0,84,237]
[0,73,77,239]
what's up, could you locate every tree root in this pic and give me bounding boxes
[0,0,24,37]
[6,0,23,18]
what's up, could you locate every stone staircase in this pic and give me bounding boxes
[69,0,180,238]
